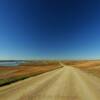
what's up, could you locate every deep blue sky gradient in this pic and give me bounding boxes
[0,0,100,60]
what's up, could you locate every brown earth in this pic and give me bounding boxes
[62,60,100,68]
[63,60,100,78]
[0,61,60,79]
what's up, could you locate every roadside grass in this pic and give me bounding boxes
[0,75,31,86]
[0,71,47,86]
[63,60,100,78]
[0,65,62,87]
[0,70,16,75]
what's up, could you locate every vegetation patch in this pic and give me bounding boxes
[0,61,61,87]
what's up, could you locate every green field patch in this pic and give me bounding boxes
[0,70,15,75]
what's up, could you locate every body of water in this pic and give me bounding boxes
[0,61,24,67]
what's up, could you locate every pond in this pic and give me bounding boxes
[0,61,24,67]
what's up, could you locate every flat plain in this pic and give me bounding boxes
[0,60,100,100]
[0,61,60,86]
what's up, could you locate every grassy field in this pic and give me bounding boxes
[63,60,100,78]
[1,60,100,87]
[0,60,61,86]
[0,70,14,74]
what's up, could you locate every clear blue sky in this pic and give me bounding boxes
[0,0,100,60]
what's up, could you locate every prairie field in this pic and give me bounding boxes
[0,60,60,86]
[0,60,100,100]
[1,60,100,87]
[63,60,100,77]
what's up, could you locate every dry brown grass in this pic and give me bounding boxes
[0,61,61,86]
[63,60,100,78]
[63,60,100,68]
[0,61,59,77]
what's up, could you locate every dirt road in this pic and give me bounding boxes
[0,64,100,100]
